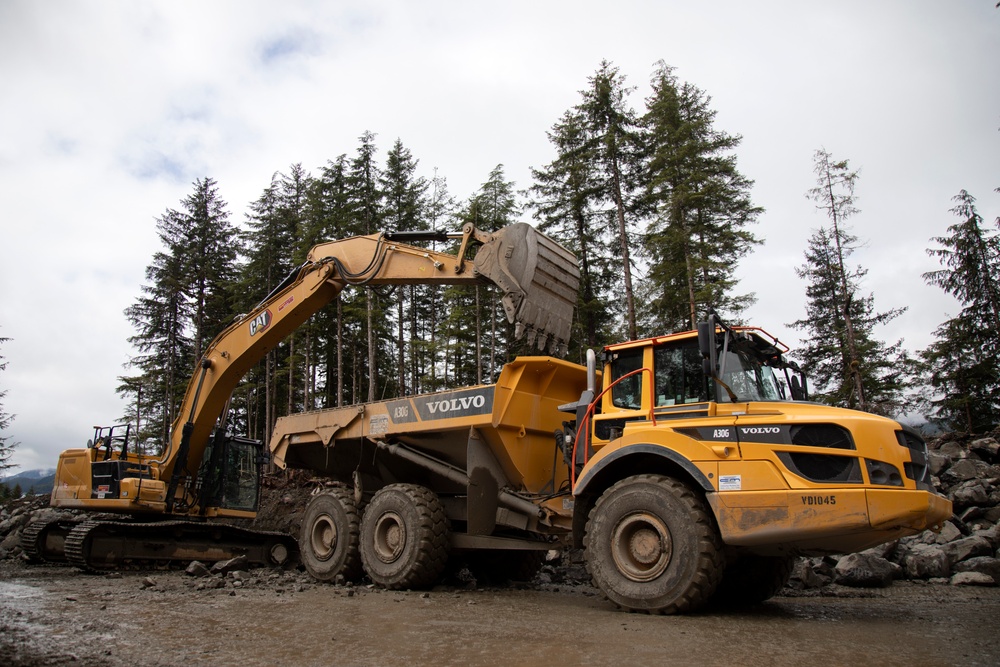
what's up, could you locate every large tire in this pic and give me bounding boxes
[584,474,724,614]
[300,489,362,583]
[711,553,796,606]
[360,484,449,590]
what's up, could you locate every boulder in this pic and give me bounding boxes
[934,521,963,544]
[941,536,993,564]
[938,441,968,461]
[185,560,211,577]
[970,437,1000,462]
[973,523,1000,548]
[951,483,990,509]
[0,530,21,552]
[834,552,895,588]
[950,571,996,586]
[952,556,1000,583]
[928,452,951,477]
[903,544,952,579]
[787,557,832,590]
[943,459,987,484]
[211,554,250,575]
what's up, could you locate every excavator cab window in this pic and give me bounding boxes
[199,435,263,512]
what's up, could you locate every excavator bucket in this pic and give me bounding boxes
[472,223,580,355]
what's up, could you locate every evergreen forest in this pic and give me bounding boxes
[113,61,1000,456]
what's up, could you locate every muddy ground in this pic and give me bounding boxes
[2,558,998,667]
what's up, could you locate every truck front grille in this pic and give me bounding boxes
[777,452,863,484]
[896,428,932,489]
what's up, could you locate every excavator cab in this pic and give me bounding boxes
[197,431,265,513]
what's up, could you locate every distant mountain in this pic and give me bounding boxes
[1,468,56,495]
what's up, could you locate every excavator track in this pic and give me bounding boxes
[63,519,299,573]
[20,518,83,563]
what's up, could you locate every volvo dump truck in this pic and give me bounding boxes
[273,315,951,614]
[24,222,579,570]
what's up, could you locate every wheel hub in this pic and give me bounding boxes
[310,515,338,561]
[372,511,406,564]
[611,512,672,582]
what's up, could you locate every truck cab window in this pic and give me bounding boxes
[654,340,710,405]
[610,348,644,409]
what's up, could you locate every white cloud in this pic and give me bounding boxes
[1,0,998,471]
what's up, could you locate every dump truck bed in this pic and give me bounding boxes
[270,356,589,494]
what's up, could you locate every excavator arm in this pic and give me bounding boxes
[158,222,579,512]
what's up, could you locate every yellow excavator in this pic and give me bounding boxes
[23,222,579,570]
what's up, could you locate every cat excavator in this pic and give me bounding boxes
[22,222,580,571]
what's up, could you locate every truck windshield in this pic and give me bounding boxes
[718,346,783,403]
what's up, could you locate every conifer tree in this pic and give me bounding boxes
[421,169,456,392]
[577,60,643,340]
[239,173,295,438]
[529,109,616,357]
[472,165,520,380]
[121,178,240,448]
[348,131,388,402]
[638,62,762,333]
[791,150,908,415]
[122,216,195,448]
[0,331,16,473]
[308,155,353,408]
[381,139,428,394]
[920,190,1000,430]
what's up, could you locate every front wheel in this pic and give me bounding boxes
[360,484,449,590]
[584,474,723,614]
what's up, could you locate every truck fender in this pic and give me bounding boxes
[572,444,715,548]
[575,444,715,496]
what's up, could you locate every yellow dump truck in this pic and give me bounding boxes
[272,315,951,613]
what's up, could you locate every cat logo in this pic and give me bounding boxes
[249,310,272,337]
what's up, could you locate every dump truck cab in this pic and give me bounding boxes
[570,319,951,612]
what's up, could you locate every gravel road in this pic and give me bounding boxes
[2,559,998,667]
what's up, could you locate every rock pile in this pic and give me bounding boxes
[789,429,1000,591]
[0,492,75,560]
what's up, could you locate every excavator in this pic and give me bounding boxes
[22,222,580,571]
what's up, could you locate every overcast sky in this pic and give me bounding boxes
[1,1,998,473]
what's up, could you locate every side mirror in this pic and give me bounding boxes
[790,375,803,401]
[697,315,718,378]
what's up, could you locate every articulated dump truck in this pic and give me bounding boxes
[27,218,949,614]
[272,315,951,614]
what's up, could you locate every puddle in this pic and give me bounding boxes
[0,580,45,600]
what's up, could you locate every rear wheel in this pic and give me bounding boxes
[300,489,362,583]
[584,474,723,614]
[360,484,449,589]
